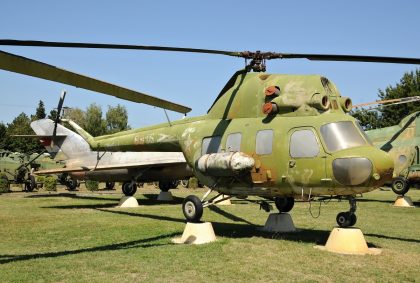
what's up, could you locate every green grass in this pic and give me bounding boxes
[0,186,419,282]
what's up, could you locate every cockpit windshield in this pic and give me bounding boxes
[320,121,367,152]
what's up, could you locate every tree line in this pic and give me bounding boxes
[352,69,420,130]
[0,102,130,153]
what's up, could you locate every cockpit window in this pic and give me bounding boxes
[320,121,367,152]
[355,121,373,145]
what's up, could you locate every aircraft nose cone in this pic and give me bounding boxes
[332,147,394,187]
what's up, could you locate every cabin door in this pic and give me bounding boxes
[286,127,327,192]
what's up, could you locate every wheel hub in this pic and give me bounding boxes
[185,201,196,217]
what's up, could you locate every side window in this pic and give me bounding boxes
[256,130,273,155]
[202,136,222,155]
[226,133,241,152]
[290,129,320,158]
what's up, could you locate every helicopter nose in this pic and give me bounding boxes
[332,147,394,186]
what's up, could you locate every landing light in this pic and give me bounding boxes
[264,86,280,96]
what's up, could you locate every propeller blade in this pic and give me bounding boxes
[0,50,191,114]
[1,39,419,64]
[52,90,66,139]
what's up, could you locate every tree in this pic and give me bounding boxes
[105,104,130,134]
[354,69,420,129]
[34,100,46,120]
[85,103,106,137]
[63,107,86,129]
[351,109,384,131]
[5,113,40,152]
[0,122,6,149]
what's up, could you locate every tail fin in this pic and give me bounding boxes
[31,119,92,160]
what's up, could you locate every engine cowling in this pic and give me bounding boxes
[197,152,255,177]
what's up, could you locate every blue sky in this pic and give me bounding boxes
[0,0,419,128]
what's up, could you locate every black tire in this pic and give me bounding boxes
[122,182,137,196]
[105,182,115,190]
[274,197,295,213]
[182,195,203,223]
[391,177,410,195]
[336,212,352,228]
[66,179,78,191]
[25,175,36,192]
[159,181,171,192]
[349,213,357,227]
[170,180,180,189]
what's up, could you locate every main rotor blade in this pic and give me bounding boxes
[0,39,241,57]
[0,50,191,114]
[271,53,420,65]
[1,39,420,64]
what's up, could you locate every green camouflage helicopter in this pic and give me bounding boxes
[0,40,419,227]
[354,97,420,195]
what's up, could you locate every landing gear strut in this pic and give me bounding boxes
[336,197,357,228]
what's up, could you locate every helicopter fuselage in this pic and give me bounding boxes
[83,72,394,199]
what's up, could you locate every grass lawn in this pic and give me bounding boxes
[0,185,419,282]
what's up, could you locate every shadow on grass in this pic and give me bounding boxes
[138,194,184,206]
[212,221,329,244]
[208,205,255,225]
[358,198,395,204]
[29,193,185,206]
[26,193,119,202]
[42,203,117,209]
[0,232,177,264]
[365,233,420,244]
[95,208,185,223]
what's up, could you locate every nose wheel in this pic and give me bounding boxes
[336,197,357,228]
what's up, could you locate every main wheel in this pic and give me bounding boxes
[182,195,203,223]
[25,175,36,192]
[391,177,410,195]
[349,213,357,226]
[158,181,171,192]
[336,212,355,228]
[105,182,115,190]
[122,182,137,196]
[274,197,295,212]
[170,180,180,189]
[66,179,78,191]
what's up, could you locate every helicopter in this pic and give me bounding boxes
[0,40,419,228]
[353,97,420,195]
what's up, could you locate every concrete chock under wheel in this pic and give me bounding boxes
[315,228,381,255]
[172,222,217,245]
[259,213,297,233]
[393,196,415,207]
[157,191,173,201]
[213,194,232,205]
[118,196,139,208]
